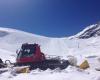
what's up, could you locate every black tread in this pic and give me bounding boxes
[15,60,70,70]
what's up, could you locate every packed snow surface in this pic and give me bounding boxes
[0,27,100,80]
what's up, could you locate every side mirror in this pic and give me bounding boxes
[16,49,20,54]
[16,49,18,54]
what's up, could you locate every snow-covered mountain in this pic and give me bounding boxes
[74,23,100,39]
[0,25,100,58]
[0,24,100,80]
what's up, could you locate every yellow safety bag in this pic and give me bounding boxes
[79,60,89,69]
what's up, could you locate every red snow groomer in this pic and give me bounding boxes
[15,43,70,70]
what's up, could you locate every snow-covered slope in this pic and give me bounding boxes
[0,24,100,80]
[0,27,50,52]
[0,27,100,57]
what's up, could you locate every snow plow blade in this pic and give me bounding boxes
[0,66,30,74]
[14,66,30,73]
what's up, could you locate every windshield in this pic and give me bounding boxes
[17,44,36,58]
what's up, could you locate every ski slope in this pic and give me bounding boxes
[0,25,100,80]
